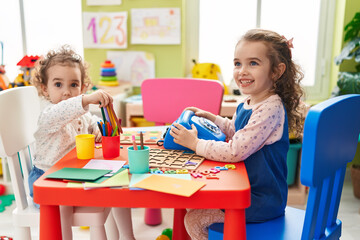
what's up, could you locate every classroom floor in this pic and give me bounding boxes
[0,175,360,240]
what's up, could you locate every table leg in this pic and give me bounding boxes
[172,209,191,240]
[224,209,246,240]
[39,205,62,240]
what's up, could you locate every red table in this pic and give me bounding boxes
[33,146,250,240]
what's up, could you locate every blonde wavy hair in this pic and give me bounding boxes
[238,29,305,137]
[31,45,91,96]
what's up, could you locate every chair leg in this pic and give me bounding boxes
[90,226,107,240]
[105,210,119,240]
[144,208,162,225]
[60,205,74,240]
[14,226,32,240]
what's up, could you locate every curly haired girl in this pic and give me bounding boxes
[169,29,305,240]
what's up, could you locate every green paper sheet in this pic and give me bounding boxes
[45,168,111,182]
[84,169,130,188]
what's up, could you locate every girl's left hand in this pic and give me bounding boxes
[169,123,199,151]
[94,127,102,142]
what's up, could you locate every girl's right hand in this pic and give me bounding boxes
[82,90,113,108]
[185,107,217,122]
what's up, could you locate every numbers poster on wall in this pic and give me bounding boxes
[83,12,127,49]
[131,8,181,45]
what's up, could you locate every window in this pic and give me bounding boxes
[197,0,336,100]
[0,0,83,82]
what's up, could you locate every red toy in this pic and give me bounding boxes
[0,184,6,196]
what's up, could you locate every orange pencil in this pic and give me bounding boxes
[106,105,117,136]
[109,103,123,134]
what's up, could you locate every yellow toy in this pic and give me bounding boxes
[8,73,30,89]
[191,60,229,94]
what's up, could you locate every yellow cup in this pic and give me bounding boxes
[75,134,95,159]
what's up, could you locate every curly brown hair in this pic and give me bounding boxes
[239,29,305,137]
[31,45,91,96]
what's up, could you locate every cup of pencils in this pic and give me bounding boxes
[98,103,123,159]
[128,134,150,173]
[102,135,120,158]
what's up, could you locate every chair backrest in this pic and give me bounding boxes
[0,86,40,210]
[141,78,224,125]
[300,94,360,239]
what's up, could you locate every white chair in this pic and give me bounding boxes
[0,86,118,240]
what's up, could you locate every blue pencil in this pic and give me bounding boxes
[102,123,107,136]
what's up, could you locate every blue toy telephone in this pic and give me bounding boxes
[163,110,226,150]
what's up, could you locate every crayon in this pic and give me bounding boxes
[100,102,106,122]
[132,135,138,150]
[140,132,144,150]
[112,126,118,137]
[97,122,103,136]
[102,122,107,136]
[104,107,110,123]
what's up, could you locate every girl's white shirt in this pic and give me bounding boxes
[196,94,286,162]
[33,95,100,171]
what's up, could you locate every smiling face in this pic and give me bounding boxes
[233,40,275,105]
[41,64,83,104]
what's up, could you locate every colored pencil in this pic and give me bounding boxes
[102,122,107,136]
[97,122,104,136]
[104,107,111,123]
[100,102,106,122]
[140,132,144,150]
[132,135,138,150]
[109,103,122,134]
[112,126,118,137]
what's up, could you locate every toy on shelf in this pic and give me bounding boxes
[0,184,5,195]
[0,194,15,213]
[8,55,40,89]
[191,59,229,94]
[0,41,10,91]
[156,228,173,240]
[99,60,119,86]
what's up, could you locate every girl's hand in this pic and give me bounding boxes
[185,107,217,122]
[82,90,113,108]
[94,127,102,142]
[169,123,199,151]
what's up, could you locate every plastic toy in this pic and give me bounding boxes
[163,110,226,150]
[0,41,10,91]
[191,59,228,94]
[0,236,13,240]
[99,60,119,86]
[17,55,40,82]
[0,194,15,212]
[0,184,6,195]
[149,149,205,170]
[7,73,28,89]
[156,228,172,240]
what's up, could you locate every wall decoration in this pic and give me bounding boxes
[87,0,121,6]
[131,8,181,45]
[83,12,127,49]
[107,51,155,86]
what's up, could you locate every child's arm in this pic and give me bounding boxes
[185,107,217,122]
[196,101,286,162]
[37,96,88,132]
[82,90,113,109]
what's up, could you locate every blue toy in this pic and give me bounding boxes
[164,110,226,150]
